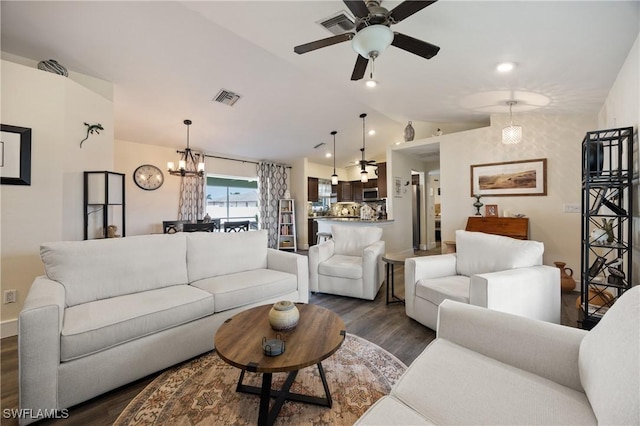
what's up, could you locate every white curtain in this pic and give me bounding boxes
[177,152,205,222]
[257,162,288,248]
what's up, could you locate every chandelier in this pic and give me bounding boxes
[502,101,522,145]
[167,119,205,177]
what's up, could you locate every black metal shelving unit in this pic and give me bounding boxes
[580,127,633,329]
[84,171,126,240]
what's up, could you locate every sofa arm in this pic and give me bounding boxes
[469,265,560,324]
[308,240,335,292]
[437,299,587,392]
[267,248,309,303]
[405,254,458,318]
[362,240,385,299]
[18,276,66,418]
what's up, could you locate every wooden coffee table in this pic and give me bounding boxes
[215,303,345,426]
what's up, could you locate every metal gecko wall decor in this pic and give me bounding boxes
[80,123,104,148]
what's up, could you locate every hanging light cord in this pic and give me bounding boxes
[332,131,337,174]
[361,113,367,168]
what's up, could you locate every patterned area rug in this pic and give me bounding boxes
[114,334,405,425]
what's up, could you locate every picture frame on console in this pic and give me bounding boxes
[470,158,547,197]
[485,204,498,217]
[0,124,32,185]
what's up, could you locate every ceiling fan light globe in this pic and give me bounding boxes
[352,25,394,59]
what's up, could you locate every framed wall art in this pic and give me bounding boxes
[470,158,547,197]
[1,124,32,185]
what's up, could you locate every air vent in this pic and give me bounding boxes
[213,89,241,106]
[317,10,355,35]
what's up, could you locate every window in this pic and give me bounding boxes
[206,177,258,225]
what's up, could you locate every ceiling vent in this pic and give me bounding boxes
[213,89,241,106]
[317,10,355,35]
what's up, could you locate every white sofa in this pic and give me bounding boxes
[308,224,385,300]
[357,285,640,425]
[406,230,560,329]
[18,230,308,425]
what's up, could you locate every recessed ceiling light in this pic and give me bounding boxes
[395,142,401,145]
[368,129,375,136]
[325,152,332,158]
[496,62,515,73]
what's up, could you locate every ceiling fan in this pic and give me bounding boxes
[294,0,440,81]
[358,113,376,183]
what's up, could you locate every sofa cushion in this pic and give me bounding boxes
[331,225,382,256]
[60,285,213,362]
[186,230,268,282]
[393,339,597,425]
[415,275,470,305]
[355,396,435,425]
[318,254,363,280]
[578,286,640,425]
[455,230,543,277]
[41,234,189,307]
[191,269,297,313]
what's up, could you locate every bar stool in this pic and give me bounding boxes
[316,232,332,244]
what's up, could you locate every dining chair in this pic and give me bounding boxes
[163,220,188,234]
[224,220,250,232]
[183,222,216,232]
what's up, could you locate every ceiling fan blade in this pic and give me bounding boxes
[351,55,369,81]
[294,33,354,54]
[389,1,437,23]
[392,32,440,59]
[343,0,370,18]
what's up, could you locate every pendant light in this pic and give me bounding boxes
[360,113,369,183]
[330,131,339,185]
[167,119,205,177]
[502,101,522,144]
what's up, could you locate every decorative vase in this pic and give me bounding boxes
[554,261,576,293]
[403,121,415,142]
[37,59,68,77]
[472,194,483,216]
[268,301,299,331]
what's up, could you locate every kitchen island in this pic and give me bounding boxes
[314,217,395,245]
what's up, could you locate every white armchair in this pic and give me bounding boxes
[405,230,560,329]
[308,224,385,300]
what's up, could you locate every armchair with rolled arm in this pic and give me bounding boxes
[308,224,385,300]
[405,230,560,330]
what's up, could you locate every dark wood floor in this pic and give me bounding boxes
[0,259,580,426]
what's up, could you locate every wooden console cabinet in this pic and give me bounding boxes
[465,216,529,240]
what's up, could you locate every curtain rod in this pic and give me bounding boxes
[177,150,291,169]
[205,154,292,169]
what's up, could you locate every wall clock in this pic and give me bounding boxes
[133,164,164,191]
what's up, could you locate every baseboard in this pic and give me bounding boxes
[1,319,18,338]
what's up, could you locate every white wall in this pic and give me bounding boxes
[439,113,596,276]
[598,32,640,286]
[1,60,114,334]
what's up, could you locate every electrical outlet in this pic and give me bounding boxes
[563,203,581,213]
[3,290,17,304]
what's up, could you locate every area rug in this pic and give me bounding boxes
[114,334,405,425]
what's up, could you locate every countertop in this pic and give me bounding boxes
[314,217,393,223]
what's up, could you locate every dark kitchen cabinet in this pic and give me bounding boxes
[307,177,319,202]
[337,181,353,202]
[377,162,387,198]
[353,181,363,202]
[308,218,318,247]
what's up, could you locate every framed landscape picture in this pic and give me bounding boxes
[1,124,32,186]
[470,158,547,197]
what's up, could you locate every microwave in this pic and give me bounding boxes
[362,187,379,200]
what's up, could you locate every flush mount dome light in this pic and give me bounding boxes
[351,25,394,59]
[497,62,515,73]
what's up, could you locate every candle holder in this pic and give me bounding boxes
[473,194,483,216]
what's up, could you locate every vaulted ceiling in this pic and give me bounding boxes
[1,1,638,167]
